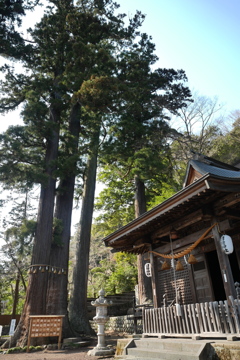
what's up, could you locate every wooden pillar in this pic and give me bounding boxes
[211,218,236,300]
[149,247,160,308]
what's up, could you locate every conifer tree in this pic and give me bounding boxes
[0,0,191,343]
[98,32,191,303]
[0,0,39,57]
[0,0,147,342]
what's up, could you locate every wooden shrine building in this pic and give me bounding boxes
[102,153,240,339]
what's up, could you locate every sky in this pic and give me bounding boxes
[0,0,239,247]
[118,0,240,113]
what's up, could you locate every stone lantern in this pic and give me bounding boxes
[88,289,114,357]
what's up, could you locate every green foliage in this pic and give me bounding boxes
[94,29,191,229]
[105,252,138,294]
[0,125,45,188]
[52,217,64,246]
[88,251,137,297]
[4,345,42,353]
[77,76,121,112]
[0,0,153,191]
[0,268,14,313]
[0,260,27,314]
[5,219,36,249]
[0,0,39,58]
[147,182,176,208]
[210,116,240,165]
[0,190,36,314]
[95,175,135,236]
[86,226,138,297]
[95,132,178,234]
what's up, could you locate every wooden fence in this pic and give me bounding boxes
[143,296,240,340]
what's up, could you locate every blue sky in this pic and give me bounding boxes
[118,0,240,112]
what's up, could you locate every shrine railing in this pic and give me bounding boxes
[143,296,240,339]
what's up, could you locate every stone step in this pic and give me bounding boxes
[117,355,194,360]
[116,356,165,360]
[127,347,200,360]
[133,338,202,352]
[123,338,209,360]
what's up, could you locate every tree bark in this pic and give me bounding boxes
[134,175,153,304]
[69,125,100,335]
[10,105,60,347]
[11,271,20,319]
[46,103,81,338]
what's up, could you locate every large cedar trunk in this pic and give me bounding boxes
[46,175,75,338]
[11,271,20,319]
[46,103,81,338]
[10,107,60,347]
[69,127,100,335]
[134,175,153,304]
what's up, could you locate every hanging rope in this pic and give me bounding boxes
[169,230,178,308]
[149,223,217,259]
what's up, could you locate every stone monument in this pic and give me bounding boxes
[88,289,115,357]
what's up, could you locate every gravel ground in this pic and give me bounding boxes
[0,335,120,360]
[0,349,115,360]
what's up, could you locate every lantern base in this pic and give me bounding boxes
[88,346,115,356]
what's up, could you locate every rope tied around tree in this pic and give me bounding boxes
[28,264,67,274]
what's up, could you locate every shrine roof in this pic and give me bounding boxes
[102,155,240,252]
[188,159,240,179]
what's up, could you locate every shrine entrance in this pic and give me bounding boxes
[205,250,225,301]
[192,254,214,303]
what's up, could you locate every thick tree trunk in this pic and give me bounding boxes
[69,127,100,335]
[11,271,20,319]
[46,103,81,338]
[10,107,60,347]
[134,175,153,304]
[134,176,147,217]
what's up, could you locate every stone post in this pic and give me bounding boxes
[235,282,240,300]
[88,289,114,357]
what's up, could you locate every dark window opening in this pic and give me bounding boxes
[229,250,240,283]
[193,261,205,272]
[205,251,225,301]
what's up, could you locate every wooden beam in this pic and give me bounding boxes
[106,178,210,246]
[149,246,160,308]
[211,217,236,300]
[153,220,231,255]
[214,192,240,214]
[152,209,204,241]
[205,180,240,192]
[223,208,240,219]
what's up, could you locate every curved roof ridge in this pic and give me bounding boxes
[190,151,240,171]
[190,159,240,179]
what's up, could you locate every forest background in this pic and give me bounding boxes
[0,0,240,346]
